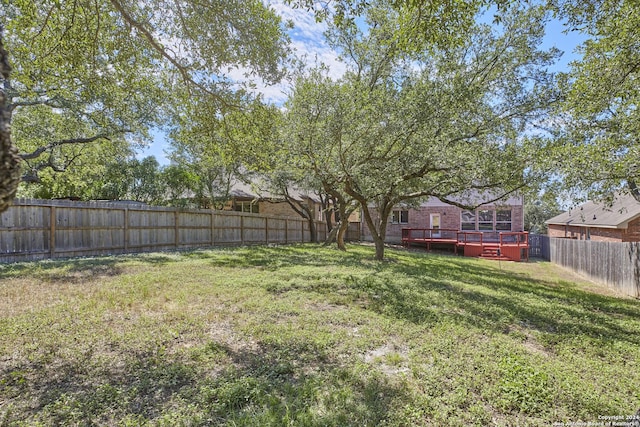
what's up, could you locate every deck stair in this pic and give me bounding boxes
[479,245,512,261]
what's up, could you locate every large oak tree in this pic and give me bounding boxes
[285,3,560,260]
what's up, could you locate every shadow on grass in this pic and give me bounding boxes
[0,252,186,283]
[378,252,640,346]
[2,244,638,424]
[2,243,637,349]
[0,244,369,282]
[251,245,640,348]
[0,243,377,282]
[1,336,409,426]
[174,244,389,272]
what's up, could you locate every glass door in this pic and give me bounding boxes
[430,213,441,238]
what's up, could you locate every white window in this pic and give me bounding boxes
[495,209,512,231]
[235,201,259,213]
[392,210,409,224]
[461,210,476,230]
[478,209,493,231]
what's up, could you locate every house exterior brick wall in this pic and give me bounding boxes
[624,218,640,241]
[362,198,525,244]
[258,200,311,218]
[547,217,640,242]
[259,200,327,221]
[379,205,461,243]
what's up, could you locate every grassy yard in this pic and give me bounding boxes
[0,244,639,426]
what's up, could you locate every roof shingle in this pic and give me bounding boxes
[545,193,640,229]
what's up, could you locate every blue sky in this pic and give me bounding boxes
[138,1,588,165]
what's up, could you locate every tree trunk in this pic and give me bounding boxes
[360,203,391,261]
[308,217,317,243]
[343,180,391,261]
[372,232,386,260]
[323,224,339,246]
[629,180,640,203]
[336,202,358,251]
[336,218,349,251]
[0,27,21,213]
[321,193,334,234]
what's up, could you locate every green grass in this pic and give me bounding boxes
[0,244,639,426]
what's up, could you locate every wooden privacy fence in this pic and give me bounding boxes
[0,199,328,263]
[550,238,640,298]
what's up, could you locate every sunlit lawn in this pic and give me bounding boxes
[1,244,639,426]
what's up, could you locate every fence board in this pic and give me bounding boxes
[267,218,287,244]
[550,238,640,298]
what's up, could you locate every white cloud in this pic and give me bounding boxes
[225,0,347,105]
[141,1,347,163]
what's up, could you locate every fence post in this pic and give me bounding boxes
[174,210,179,248]
[285,218,288,244]
[49,206,56,258]
[124,208,129,253]
[211,210,215,247]
[240,214,245,245]
[265,217,269,245]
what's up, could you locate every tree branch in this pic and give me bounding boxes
[438,184,526,211]
[19,133,114,160]
[8,98,67,111]
[108,0,237,110]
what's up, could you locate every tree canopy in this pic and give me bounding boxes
[545,0,640,203]
[0,0,290,203]
[282,3,559,259]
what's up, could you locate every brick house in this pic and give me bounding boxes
[225,181,325,220]
[545,193,640,242]
[361,193,525,244]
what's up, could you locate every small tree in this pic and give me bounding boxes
[162,165,200,208]
[524,192,563,234]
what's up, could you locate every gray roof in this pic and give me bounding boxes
[229,179,321,203]
[545,193,640,229]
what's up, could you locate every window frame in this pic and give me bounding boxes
[234,201,259,214]
[391,209,409,224]
[495,209,512,231]
[478,209,494,231]
[461,210,476,231]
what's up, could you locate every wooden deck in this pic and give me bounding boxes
[401,229,529,261]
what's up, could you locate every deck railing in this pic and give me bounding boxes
[401,228,458,242]
[499,232,529,246]
[403,229,529,247]
[456,231,484,244]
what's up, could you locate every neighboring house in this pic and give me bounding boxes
[224,181,326,221]
[362,193,525,244]
[545,193,640,242]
